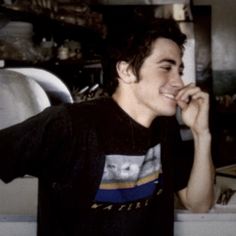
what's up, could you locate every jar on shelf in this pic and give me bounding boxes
[0,21,42,62]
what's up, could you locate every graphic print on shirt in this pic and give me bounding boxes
[94,144,163,205]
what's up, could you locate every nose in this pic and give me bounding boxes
[170,71,184,90]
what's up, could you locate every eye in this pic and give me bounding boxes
[162,67,171,71]
[160,65,172,71]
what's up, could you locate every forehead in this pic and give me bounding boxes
[148,37,182,62]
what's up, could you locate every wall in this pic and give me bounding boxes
[194,0,236,95]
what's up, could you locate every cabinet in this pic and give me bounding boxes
[0,2,106,100]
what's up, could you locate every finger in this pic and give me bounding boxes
[175,83,199,101]
[192,91,209,102]
[176,82,195,95]
[176,88,201,104]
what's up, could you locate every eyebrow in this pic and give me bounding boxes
[158,59,184,69]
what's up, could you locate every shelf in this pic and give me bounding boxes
[0,3,106,39]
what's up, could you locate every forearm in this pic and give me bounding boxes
[179,131,215,212]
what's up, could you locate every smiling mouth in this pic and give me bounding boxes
[162,93,176,101]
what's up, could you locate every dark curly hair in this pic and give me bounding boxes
[102,17,187,95]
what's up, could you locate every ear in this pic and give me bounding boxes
[116,61,137,84]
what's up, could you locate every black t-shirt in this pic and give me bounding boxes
[0,97,192,236]
[83,98,163,235]
[71,98,192,236]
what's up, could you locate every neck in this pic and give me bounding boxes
[112,90,155,128]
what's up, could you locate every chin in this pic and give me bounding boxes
[153,103,177,117]
[164,112,176,117]
[160,108,176,117]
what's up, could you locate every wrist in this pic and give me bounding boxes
[192,129,211,142]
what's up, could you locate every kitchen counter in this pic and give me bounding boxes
[174,174,236,236]
[0,174,236,236]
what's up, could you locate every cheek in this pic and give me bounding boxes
[138,70,166,95]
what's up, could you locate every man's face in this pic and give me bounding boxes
[131,37,184,118]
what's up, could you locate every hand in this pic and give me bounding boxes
[175,83,210,135]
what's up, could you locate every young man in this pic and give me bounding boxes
[0,18,214,236]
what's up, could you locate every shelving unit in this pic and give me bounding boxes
[0,3,105,98]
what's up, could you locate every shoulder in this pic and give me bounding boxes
[64,97,113,121]
[61,97,113,132]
